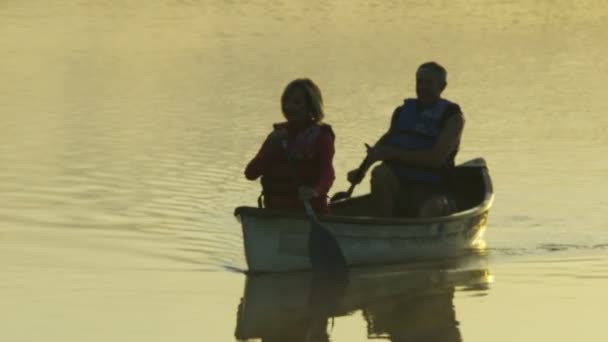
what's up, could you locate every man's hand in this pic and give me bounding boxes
[347,168,365,185]
[298,186,318,201]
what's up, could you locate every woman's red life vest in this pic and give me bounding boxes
[260,122,334,213]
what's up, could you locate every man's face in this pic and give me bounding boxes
[416,67,445,104]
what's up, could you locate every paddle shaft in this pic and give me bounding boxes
[332,144,372,201]
[344,183,356,197]
[281,140,347,272]
[348,156,369,192]
[303,200,318,221]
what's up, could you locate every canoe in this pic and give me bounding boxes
[235,255,492,340]
[234,158,494,273]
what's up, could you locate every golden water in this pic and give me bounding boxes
[1,1,607,340]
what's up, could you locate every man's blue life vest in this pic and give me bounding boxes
[384,98,459,184]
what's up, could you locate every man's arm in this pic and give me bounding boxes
[357,106,402,173]
[358,131,391,173]
[346,130,392,184]
[369,113,465,168]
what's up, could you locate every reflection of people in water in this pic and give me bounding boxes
[363,286,461,342]
[235,273,347,342]
[243,318,327,342]
[304,273,348,342]
[235,258,490,342]
[237,316,328,342]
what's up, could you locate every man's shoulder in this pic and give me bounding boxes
[447,103,462,113]
[442,99,462,115]
[389,106,404,130]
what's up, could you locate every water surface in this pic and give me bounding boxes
[1,1,607,341]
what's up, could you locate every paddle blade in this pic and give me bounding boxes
[308,220,348,274]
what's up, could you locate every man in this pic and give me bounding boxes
[347,62,464,217]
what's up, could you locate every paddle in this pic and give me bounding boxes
[303,200,348,273]
[281,141,348,274]
[330,143,371,203]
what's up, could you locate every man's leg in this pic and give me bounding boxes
[370,164,400,217]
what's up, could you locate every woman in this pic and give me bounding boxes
[244,78,335,213]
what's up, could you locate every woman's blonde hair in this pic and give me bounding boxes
[281,78,325,122]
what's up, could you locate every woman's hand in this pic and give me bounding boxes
[298,186,318,201]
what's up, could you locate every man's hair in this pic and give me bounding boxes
[281,78,325,122]
[418,61,447,84]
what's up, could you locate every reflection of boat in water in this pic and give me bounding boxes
[235,158,493,272]
[235,254,492,341]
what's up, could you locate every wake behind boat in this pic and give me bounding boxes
[234,158,494,273]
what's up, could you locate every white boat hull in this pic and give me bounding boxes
[239,210,488,272]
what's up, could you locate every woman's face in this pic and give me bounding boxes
[282,87,310,122]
